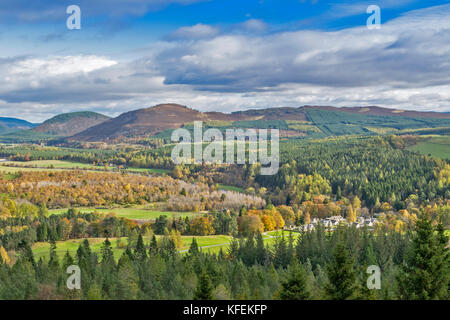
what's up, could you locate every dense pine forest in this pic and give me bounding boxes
[0,214,447,300]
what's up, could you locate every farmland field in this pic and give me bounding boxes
[0,159,169,176]
[49,206,199,220]
[29,235,233,261]
[218,184,245,193]
[28,231,300,261]
[0,160,103,174]
[407,135,450,159]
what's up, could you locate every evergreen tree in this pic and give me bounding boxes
[125,247,135,261]
[48,239,59,272]
[62,250,74,271]
[116,254,139,299]
[255,231,267,265]
[101,238,115,267]
[325,240,357,300]
[227,238,239,260]
[194,271,214,300]
[19,241,36,269]
[149,235,158,256]
[279,261,310,300]
[188,238,199,256]
[397,213,449,300]
[134,234,147,261]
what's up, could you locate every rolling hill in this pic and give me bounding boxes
[33,111,110,137]
[70,104,314,142]
[67,104,450,143]
[0,117,36,134]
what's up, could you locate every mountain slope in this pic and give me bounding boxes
[303,105,450,119]
[69,104,450,143]
[33,111,110,136]
[0,117,36,134]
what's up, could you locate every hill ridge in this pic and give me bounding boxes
[33,111,110,137]
[67,104,450,142]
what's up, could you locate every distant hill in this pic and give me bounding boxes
[303,105,450,119]
[71,104,224,142]
[0,117,36,134]
[68,104,450,143]
[232,107,307,121]
[33,111,110,137]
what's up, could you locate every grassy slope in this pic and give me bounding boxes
[49,207,198,220]
[0,159,168,175]
[407,135,450,159]
[306,108,450,137]
[30,231,300,261]
[218,184,245,193]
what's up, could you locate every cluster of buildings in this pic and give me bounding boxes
[284,215,378,232]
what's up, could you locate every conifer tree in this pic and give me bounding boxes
[325,240,357,300]
[227,238,239,260]
[62,250,74,271]
[194,271,214,300]
[255,231,267,265]
[19,240,36,269]
[188,238,199,256]
[48,240,59,272]
[397,213,449,300]
[279,261,310,300]
[149,235,158,256]
[101,238,115,267]
[134,234,147,261]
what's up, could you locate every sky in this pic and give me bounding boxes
[0,0,449,122]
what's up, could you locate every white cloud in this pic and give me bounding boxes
[237,19,268,32]
[1,4,450,121]
[167,23,220,40]
[9,56,117,76]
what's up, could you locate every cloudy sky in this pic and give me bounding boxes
[0,0,449,122]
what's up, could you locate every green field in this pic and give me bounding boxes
[30,235,233,261]
[1,160,99,169]
[407,136,450,159]
[0,159,169,176]
[0,160,104,175]
[29,231,300,261]
[125,167,169,175]
[306,108,450,137]
[218,184,245,193]
[49,207,198,220]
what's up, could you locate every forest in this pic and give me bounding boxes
[0,213,447,300]
[0,133,448,301]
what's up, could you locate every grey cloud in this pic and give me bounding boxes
[152,5,450,93]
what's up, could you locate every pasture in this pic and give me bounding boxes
[49,206,198,221]
[29,231,299,261]
[0,159,169,178]
[407,135,450,159]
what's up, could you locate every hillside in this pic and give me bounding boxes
[33,111,110,137]
[304,105,450,119]
[71,104,237,142]
[68,104,450,143]
[0,117,36,134]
